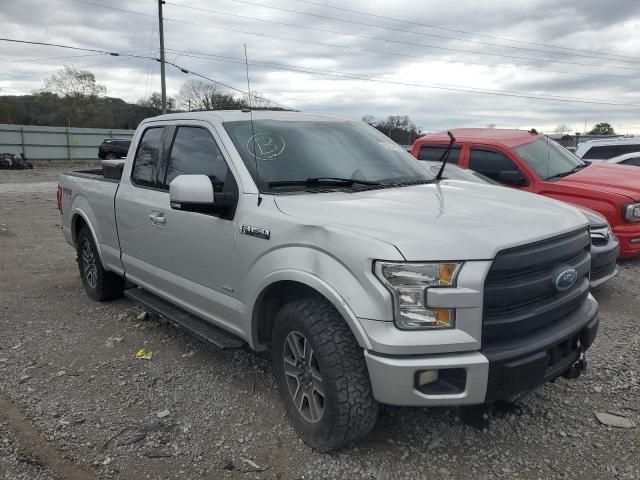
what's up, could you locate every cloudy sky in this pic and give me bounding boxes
[2,0,640,133]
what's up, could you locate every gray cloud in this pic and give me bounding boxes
[1,0,639,133]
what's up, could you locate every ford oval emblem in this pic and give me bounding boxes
[555,268,578,291]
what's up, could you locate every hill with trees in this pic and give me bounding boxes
[0,66,285,129]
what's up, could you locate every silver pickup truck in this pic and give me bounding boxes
[58,111,599,450]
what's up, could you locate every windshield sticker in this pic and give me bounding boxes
[246,133,286,160]
[378,141,403,151]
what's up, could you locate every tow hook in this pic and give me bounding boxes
[563,350,587,380]
[460,401,523,430]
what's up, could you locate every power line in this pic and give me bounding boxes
[222,0,640,67]
[161,16,640,73]
[167,1,640,68]
[3,34,633,109]
[0,37,293,110]
[66,0,638,78]
[295,0,640,62]
[0,47,161,66]
[168,49,640,107]
[68,0,639,73]
[1,53,104,64]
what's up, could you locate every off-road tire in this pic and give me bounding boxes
[77,226,123,301]
[271,298,378,451]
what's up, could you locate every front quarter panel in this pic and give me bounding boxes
[235,197,404,347]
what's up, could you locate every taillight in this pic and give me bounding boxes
[56,186,63,214]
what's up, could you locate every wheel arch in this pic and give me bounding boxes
[251,272,373,352]
[70,210,104,264]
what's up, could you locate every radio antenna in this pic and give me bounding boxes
[244,44,262,206]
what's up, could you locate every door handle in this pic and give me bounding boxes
[149,212,166,225]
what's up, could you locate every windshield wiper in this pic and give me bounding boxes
[546,163,588,181]
[268,177,382,188]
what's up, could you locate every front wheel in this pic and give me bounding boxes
[271,298,378,451]
[76,226,123,301]
[105,152,117,160]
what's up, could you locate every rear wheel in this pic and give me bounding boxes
[77,226,123,301]
[271,298,378,451]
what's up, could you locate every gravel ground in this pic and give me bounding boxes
[1,165,639,480]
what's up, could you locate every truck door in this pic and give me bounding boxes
[116,125,169,286]
[132,123,241,334]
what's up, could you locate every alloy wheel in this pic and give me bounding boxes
[282,331,325,423]
[81,240,98,289]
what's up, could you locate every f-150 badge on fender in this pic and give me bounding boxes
[241,225,270,240]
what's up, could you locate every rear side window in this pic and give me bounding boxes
[418,145,460,164]
[469,148,519,182]
[583,144,640,160]
[132,127,164,187]
[622,157,640,166]
[163,127,229,192]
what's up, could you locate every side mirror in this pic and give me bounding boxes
[169,174,235,214]
[499,170,529,186]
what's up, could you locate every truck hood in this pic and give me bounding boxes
[274,180,588,261]
[556,163,640,201]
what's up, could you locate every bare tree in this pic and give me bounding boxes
[361,114,376,125]
[242,90,276,110]
[36,66,107,125]
[137,92,176,115]
[177,80,243,111]
[39,66,107,98]
[554,124,572,136]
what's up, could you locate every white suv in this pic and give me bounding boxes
[575,137,640,162]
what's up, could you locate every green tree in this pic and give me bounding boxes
[0,99,12,123]
[589,122,615,135]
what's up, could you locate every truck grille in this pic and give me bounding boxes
[591,261,616,281]
[483,229,591,348]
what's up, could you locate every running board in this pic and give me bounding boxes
[124,288,245,350]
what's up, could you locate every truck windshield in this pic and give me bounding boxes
[514,138,586,180]
[223,120,433,192]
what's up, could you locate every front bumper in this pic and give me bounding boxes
[365,296,598,406]
[590,237,619,287]
[613,224,640,258]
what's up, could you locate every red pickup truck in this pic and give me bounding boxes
[412,128,640,258]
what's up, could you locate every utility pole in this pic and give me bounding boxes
[158,0,167,114]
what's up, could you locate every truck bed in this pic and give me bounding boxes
[58,166,123,275]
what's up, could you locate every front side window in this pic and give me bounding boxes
[132,127,164,187]
[418,145,461,164]
[164,127,229,192]
[223,120,432,192]
[468,148,521,182]
[513,138,584,179]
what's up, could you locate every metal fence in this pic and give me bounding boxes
[0,124,135,161]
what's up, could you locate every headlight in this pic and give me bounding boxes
[374,261,462,330]
[624,203,640,222]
